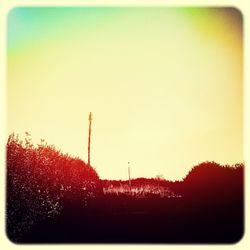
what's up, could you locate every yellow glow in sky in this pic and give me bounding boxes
[7,7,243,180]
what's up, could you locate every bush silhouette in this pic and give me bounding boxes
[6,133,101,242]
[178,161,244,203]
[6,134,244,243]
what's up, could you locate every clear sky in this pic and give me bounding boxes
[7,7,243,180]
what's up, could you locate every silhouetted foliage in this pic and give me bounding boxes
[174,161,244,202]
[6,133,101,242]
[99,162,244,243]
[6,134,244,243]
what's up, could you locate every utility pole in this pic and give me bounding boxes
[88,112,92,166]
[128,162,131,194]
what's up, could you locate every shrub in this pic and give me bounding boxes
[6,133,101,242]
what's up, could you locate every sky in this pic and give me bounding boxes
[7,7,243,180]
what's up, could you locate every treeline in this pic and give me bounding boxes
[6,133,101,242]
[102,161,244,200]
[169,161,244,201]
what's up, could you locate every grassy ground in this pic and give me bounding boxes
[21,193,243,244]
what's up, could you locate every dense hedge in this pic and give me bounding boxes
[6,133,101,242]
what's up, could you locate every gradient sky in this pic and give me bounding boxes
[7,7,243,180]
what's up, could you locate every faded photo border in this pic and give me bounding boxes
[0,0,249,249]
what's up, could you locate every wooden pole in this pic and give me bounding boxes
[88,112,92,166]
[128,162,131,194]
